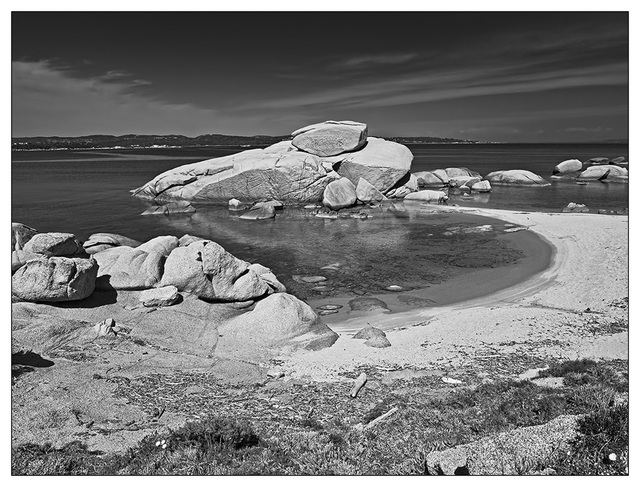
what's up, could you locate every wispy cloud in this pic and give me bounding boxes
[12,60,218,136]
[334,53,419,68]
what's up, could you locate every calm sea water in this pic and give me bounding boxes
[11,143,627,301]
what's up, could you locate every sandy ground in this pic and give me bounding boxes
[280,208,629,381]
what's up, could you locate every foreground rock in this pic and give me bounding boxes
[485,170,550,186]
[291,120,367,157]
[93,247,165,290]
[139,285,180,307]
[12,222,37,251]
[12,257,98,302]
[426,415,579,475]
[83,233,142,254]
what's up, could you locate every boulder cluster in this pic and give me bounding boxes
[553,157,628,183]
[12,224,286,304]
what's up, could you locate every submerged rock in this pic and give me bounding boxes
[485,170,550,186]
[291,120,368,157]
[12,256,98,302]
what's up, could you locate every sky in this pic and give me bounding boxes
[11,11,629,142]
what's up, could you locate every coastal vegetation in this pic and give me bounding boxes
[12,359,628,475]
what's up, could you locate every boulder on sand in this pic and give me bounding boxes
[160,240,271,302]
[12,256,98,302]
[12,222,37,251]
[323,178,357,210]
[83,233,141,255]
[93,247,165,290]
[404,190,449,203]
[333,137,413,193]
[485,170,550,186]
[291,120,368,157]
[140,285,180,307]
[23,232,81,257]
[553,159,583,175]
[216,293,339,360]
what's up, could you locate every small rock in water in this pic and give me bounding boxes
[304,204,321,209]
[311,286,330,292]
[318,309,339,316]
[348,297,390,312]
[228,198,249,211]
[239,204,276,220]
[301,276,327,283]
[503,226,527,233]
[315,210,339,219]
[316,304,343,310]
[386,285,403,292]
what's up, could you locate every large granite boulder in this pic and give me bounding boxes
[160,240,271,302]
[131,148,339,203]
[404,190,449,203]
[323,178,357,210]
[23,232,81,257]
[12,257,98,302]
[577,165,628,182]
[355,177,386,203]
[485,170,550,186]
[471,180,492,193]
[386,173,419,199]
[93,247,165,290]
[216,293,339,360]
[333,137,413,193]
[291,120,368,157]
[12,222,37,251]
[83,233,141,255]
[553,159,583,175]
[445,167,481,179]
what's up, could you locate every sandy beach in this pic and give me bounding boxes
[280,208,629,381]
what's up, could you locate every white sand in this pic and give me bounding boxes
[280,209,629,381]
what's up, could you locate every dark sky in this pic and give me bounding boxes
[12,11,628,142]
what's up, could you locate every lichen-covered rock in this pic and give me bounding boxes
[12,257,97,302]
[12,222,37,251]
[23,232,81,257]
[160,240,271,302]
[323,178,357,210]
[93,247,165,290]
[553,159,583,175]
[334,137,413,193]
[485,170,550,186]
[83,233,141,255]
[291,120,368,157]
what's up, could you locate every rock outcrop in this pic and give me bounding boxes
[132,121,413,205]
[291,120,368,157]
[12,256,98,302]
[485,170,550,186]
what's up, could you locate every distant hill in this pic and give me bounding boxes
[12,133,478,151]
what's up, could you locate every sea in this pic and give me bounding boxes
[11,143,628,303]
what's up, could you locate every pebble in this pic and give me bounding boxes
[386,285,403,291]
[301,276,327,283]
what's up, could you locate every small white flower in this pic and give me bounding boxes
[609,453,617,462]
[162,443,167,450]
[155,440,161,447]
